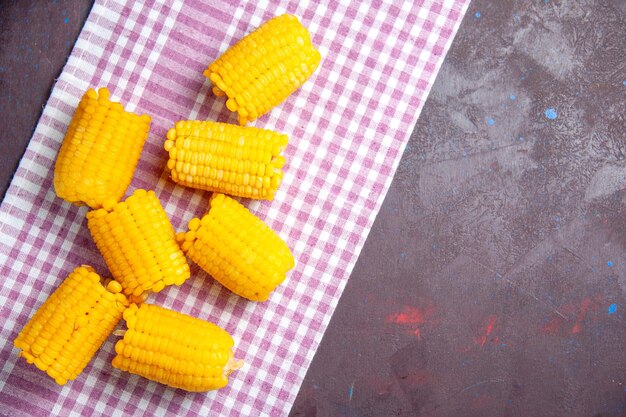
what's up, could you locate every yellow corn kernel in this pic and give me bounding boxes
[86,189,190,297]
[177,194,295,301]
[14,265,128,385]
[54,87,151,209]
[164,121,288,200]
[204,14,321,125]
[112,303,243,391]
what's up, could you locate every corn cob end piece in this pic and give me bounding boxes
[112,303,242,391]
[14,265,128,385]
[54,87,151,209]
[179,193,295,301]
[205,14,321,124]
[87,189,190,298]
[164,121,288,200]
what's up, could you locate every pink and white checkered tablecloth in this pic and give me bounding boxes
[0,0,469,415]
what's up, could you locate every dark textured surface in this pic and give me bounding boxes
[291,1,626,416]
[0,0,93,199]
[1,1,625,416]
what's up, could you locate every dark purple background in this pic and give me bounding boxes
[1,1,624,416]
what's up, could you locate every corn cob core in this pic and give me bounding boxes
[177,194,295,301]
[164,121,288,200]
[204,14,321,125]
[112,303,242,391]
[14,265,128,385]
[86,189,190,297]
[54,87,151,209]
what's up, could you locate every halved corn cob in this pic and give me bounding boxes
[164,121,288,200]
[204,14,321,125]
[54,87,151,209]
[112,303,242,391]
[86,189,190,297]
[177,194,295,301]
[14,265,128,385]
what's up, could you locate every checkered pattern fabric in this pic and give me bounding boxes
[0,0,469,415]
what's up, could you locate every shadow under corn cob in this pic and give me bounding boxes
[177,193,295,301]
[14,265,128,385]
[164,121,288,200]
[205,14,321,125]
[112,303,242,391]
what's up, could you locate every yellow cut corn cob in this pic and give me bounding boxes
[14,265,128,385]
[164,121,288,200]
[86,189,190,297]
[112,303,242,391]
[177,194,295,301]
[204,14,321,125]
[54,87,151,209]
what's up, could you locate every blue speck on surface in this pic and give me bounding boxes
[64,17,69,24]
[474,11,481,18]
[608,304,617,315]
[486,117,495,126]
[348,384,354,400]
[623,80,626,86]
[509,94,516,100]
[607,261,614,267]
[544,108,558,120]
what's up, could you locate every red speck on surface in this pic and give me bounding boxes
[387,305,435,324]
[540,316,565,336]
[538,296,601,336]
[474,315,498,348]
[386,305,436,339]
[571,297,591,334]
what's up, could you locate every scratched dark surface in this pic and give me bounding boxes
[1,1,625,417]
[291,1,626,416]
[0,0,91,199]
